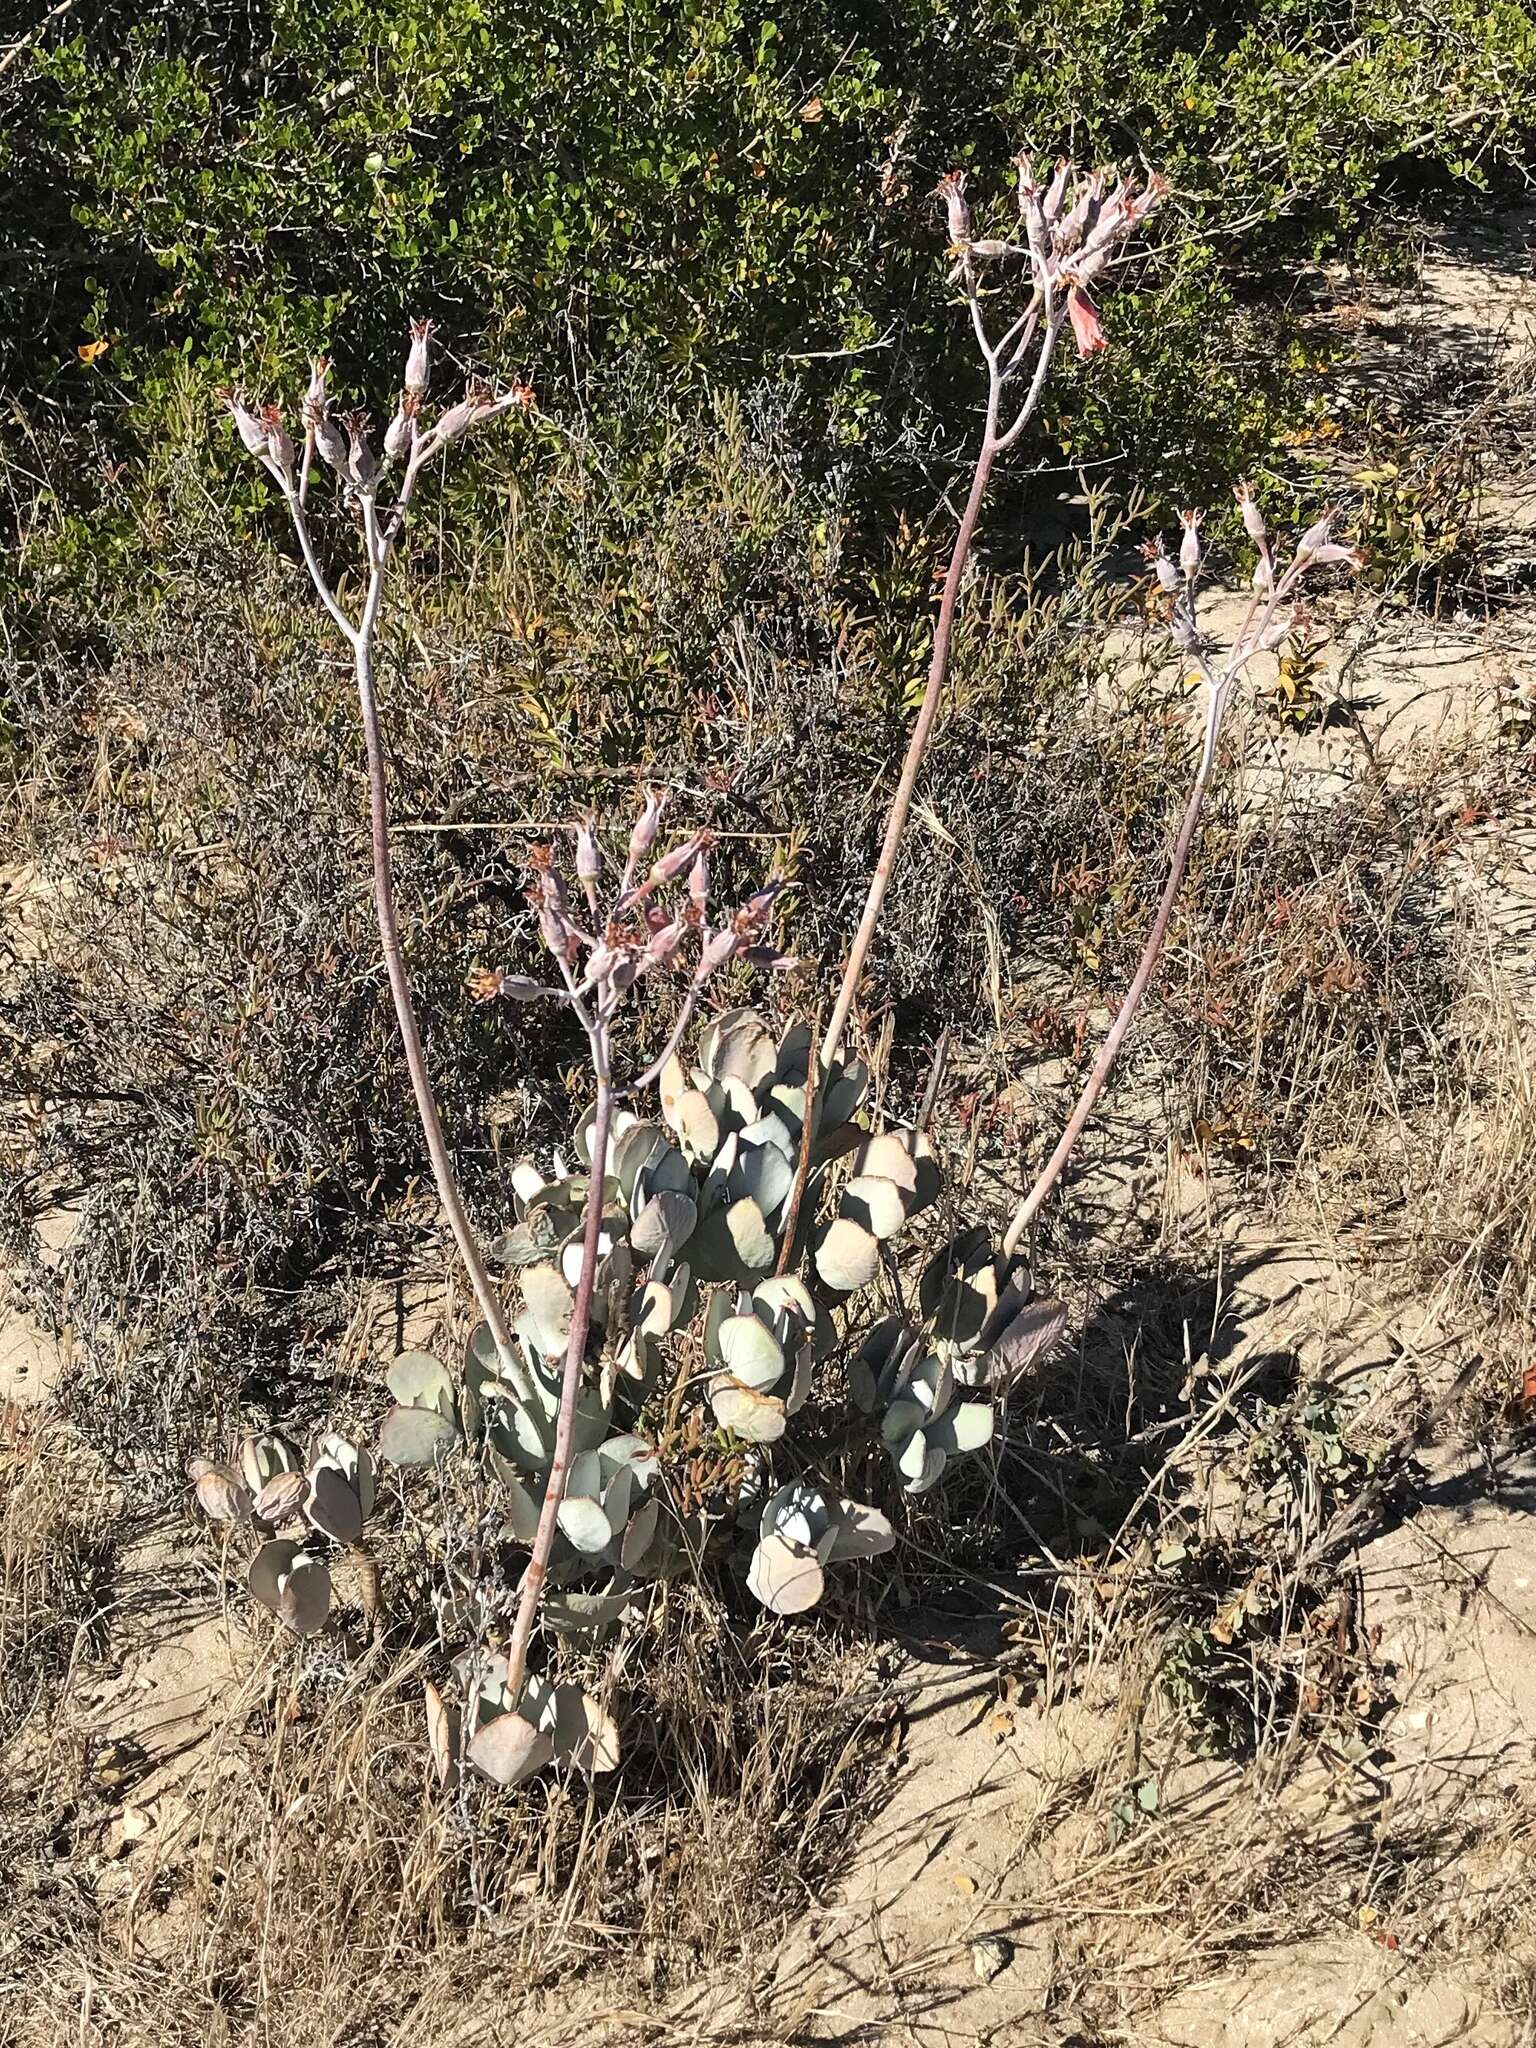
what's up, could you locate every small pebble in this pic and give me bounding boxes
[972,1935,1013,1984]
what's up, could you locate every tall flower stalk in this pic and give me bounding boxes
[223,346,535,1390]
[1000,494,1363,1255]
[223,339,787,1702]
[819,156,1166,1071]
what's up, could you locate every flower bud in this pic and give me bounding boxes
[739,946,800,972]
[573,817,600,901]
[404,316,434,397]
[1233,481,1266,544]
[1178,510,1202,579]
[732,882,783,938]
[1149,548,1180,595]
[1066,285,1107,358]
[499,973,548,1001]
[344,411,377,490]
[1257,617,1292,652]
[539,904,575,963]
[1252,556,1274,593]
[1042,156,1071,223]
[221,389,269,457]
[1170,610,1199,655]
[628,787,666,865]
[688,851,709,913]
[935,170,971,248]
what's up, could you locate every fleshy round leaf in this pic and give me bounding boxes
[254,1470,309,1525]
[986,1298,1070,1384]
[630,1188,697,1261]
[563,1690,622,1774]
[674,1090,721,1163]
[249,1538,301,1615]
[814,1216,881,1293]
[840,1174,909,1241]
[725,1196,776,1274]
[747,1531,824,1614]
[306,1464,363,1546]
[468,1712,553,1787]
[277,1552,331,1636]
[621,1494,662,1571]
[851,1132,919,1196]
[824,1499,897,1562]
[378,1404,460,1468]
[718,1313,786,1391]
[934,1401,995,1456]
[385,1352,457,1417]
[195,1467,250,1525]
[557,1495,614,1554]
[710,1376,787,1443]
[521,1262,574,1358]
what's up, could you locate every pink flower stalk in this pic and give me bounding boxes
[404,317,434,397]
[1066,286,1108,357]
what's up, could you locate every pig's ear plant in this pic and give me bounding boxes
[196,151,1360,1797]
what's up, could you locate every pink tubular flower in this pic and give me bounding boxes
[1309,541,1366,570]
[404,317,434,397]
[1296,511,1335,558]
[649,832,705,888]
[1233,481,1266,544]
[935,170,971,248]
[222,389,269,456]
[688,850,709,913]
[1178,510,1202,579]
[1066,286,1108,357]
[627,787,666,865]
[699,927,739,976]
[383,391,418,463]
[259,404,296,477]
[344,411,377,489]
[305,356,331,417]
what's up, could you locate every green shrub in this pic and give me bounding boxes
[3,0,1534,630]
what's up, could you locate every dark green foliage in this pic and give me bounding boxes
[3,0,1534,625]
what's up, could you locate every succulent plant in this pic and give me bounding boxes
[201,1005,1074,1789]
[201,1430,378,1637]
[851,1229,1069,1494]
[745,1482,895,1615]
[440,1651,621,1789]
